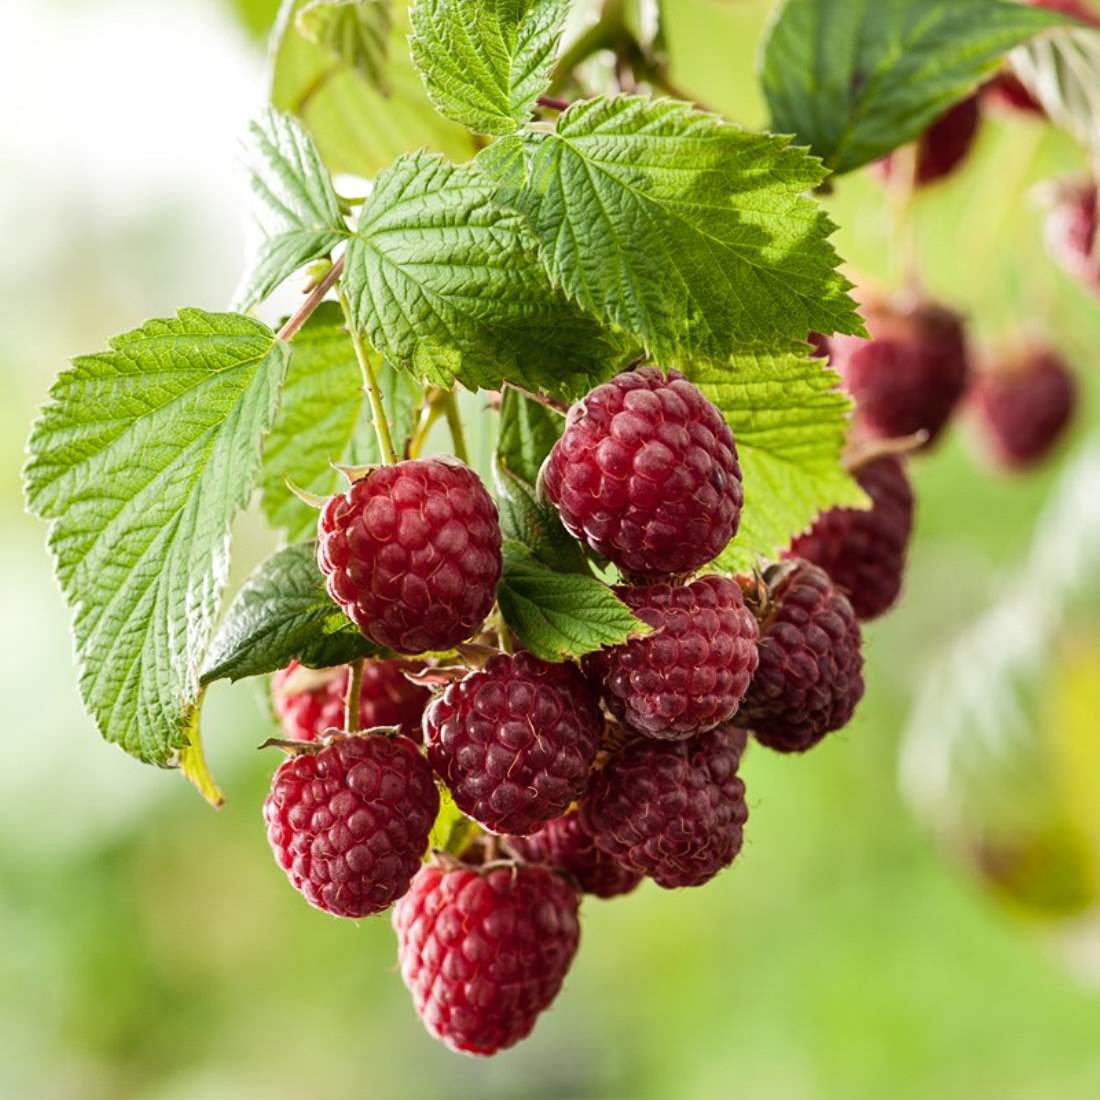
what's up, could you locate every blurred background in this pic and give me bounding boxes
[4,0,1100,1096]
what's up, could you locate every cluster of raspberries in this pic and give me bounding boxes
[260,365,918,1057]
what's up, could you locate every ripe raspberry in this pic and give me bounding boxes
[969,347,1077,471]
[264,734,439,918]
[579,725,748,889]
[271,659,430,741]
[879,96,981,187]
[787,455,914,621]
[739,561,864,754]
[582,574,759,739]
[829,293,970,447]
[1043,177,1100,296]
[393,861,580,1055]
[317,458,502,654]
[424,653,603,835]
[508,811,642,899]
[541,367,742,577]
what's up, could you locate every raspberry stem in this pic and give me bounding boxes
[440,390,470,464]
[277,256,344,343]
[344,658,365,731]
[338,290,398,464]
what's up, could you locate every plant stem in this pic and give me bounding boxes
[344,658,365,732]
[338,289,398,464]
[537,94,570,111]
[503,381,569,415]
[277,256,345,342]
[441,390,470,465]
[408,396,444,459]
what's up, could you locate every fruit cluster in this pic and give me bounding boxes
[258,365,911,1057]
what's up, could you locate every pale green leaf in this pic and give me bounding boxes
[429,785,478,854]
[24,311,289,770]
[410,0,570,135]
[297,0,392,90]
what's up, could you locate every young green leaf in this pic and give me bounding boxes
[234,108,347,311]
[762,0,1068,175]
[685,343,868,573]
[261,302,420,540]
[496,540,650,662]
[296,0,392,91]
[490,96,862,364]
[24,311,290,775]
[202,542,383,684]
[494,460,587,573]
[410,0,570,135]
[342,150,631,395]
[429,785,479,855]
[496,384,563,485]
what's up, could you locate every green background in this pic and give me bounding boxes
[3,1,1099,1096]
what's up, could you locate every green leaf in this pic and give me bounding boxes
[494,460,587,573]
[685,343,867,573]
[270,0,478,178]
[429,785,478,855]
[235,108,347,312]
[24,311,289,772]
[761,0,1068,175]
[410,0,570,135]
[496,540,650,662]
[296,0,392,91]
[260,302,420,540]
[496,384,563,485]
[490,96,862,364]
[202,542,383,684]
[343,150,632,395]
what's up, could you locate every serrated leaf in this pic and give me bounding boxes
[343,150,632,395]
[261,302,420,539]
[490,96,862,364]
[429,785,478,855]
[410,0,570,135]
[270,0,478,178]
[686,343,867,573]
[202,542,383,684]
[762,0,1068,175]
[496,540,650,662]
[496,384,563,484]
[494,460,587,573]
[296,0,392,91]
[24,311,289,773]
[234,108,347,311]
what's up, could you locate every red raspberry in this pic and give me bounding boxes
[508,811,642,899]
[1044,177,1100,296]
[541,367,742,577]
[393,861,580,1055]
[786,455,914,621]
[879,96,980,187]
[271,659,430,741]
[829,294,970,447]
[739,561,864,754]
[582,574,759,739]
[317,458,502,654]
[424,653,603,835]
[969,347,1077,471]
[579,725,748,889]
[263,734,439,918]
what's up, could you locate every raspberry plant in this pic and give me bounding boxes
[22,0,1085,1057]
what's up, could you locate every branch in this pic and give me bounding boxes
[277,256,345,342]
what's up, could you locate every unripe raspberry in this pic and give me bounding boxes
[582,574,759,739]
[829,293,970,447]
[787,455,914,621]
[879,96,981,187]
[1043,177,1100,297]
[424,653,603,836]
[317,458,502,654]
[579,725,748,889]
[264,734,438,918]
[739,561,864,754]
[541,367,742,577]
[271,659,430,741]
[508,811,642,898]
[969,347,1077,471]
[393,861,580,1056]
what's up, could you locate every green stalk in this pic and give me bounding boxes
[339,289,398,465]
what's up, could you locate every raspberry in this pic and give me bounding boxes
[317,458,502,654]
[508,811,643,899]
[579,725,748,889]
[787,455,914,621]
[393,861,580,1055]
[541,367,742,577]
[829,294,970,446]
[263,734,439,918]
[1044,177,1100,296]
[271,659,430,741]
[879,96,980,187]
[424,653,603,835]
[582,574,759,739]
[969,347,1077,471]
[739,561,864,754]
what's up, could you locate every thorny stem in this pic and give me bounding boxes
[503,381,569,415]
[441,389,470,464]
[277,256,345,342]
[338,289,398,464]
[344,658,365,732]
